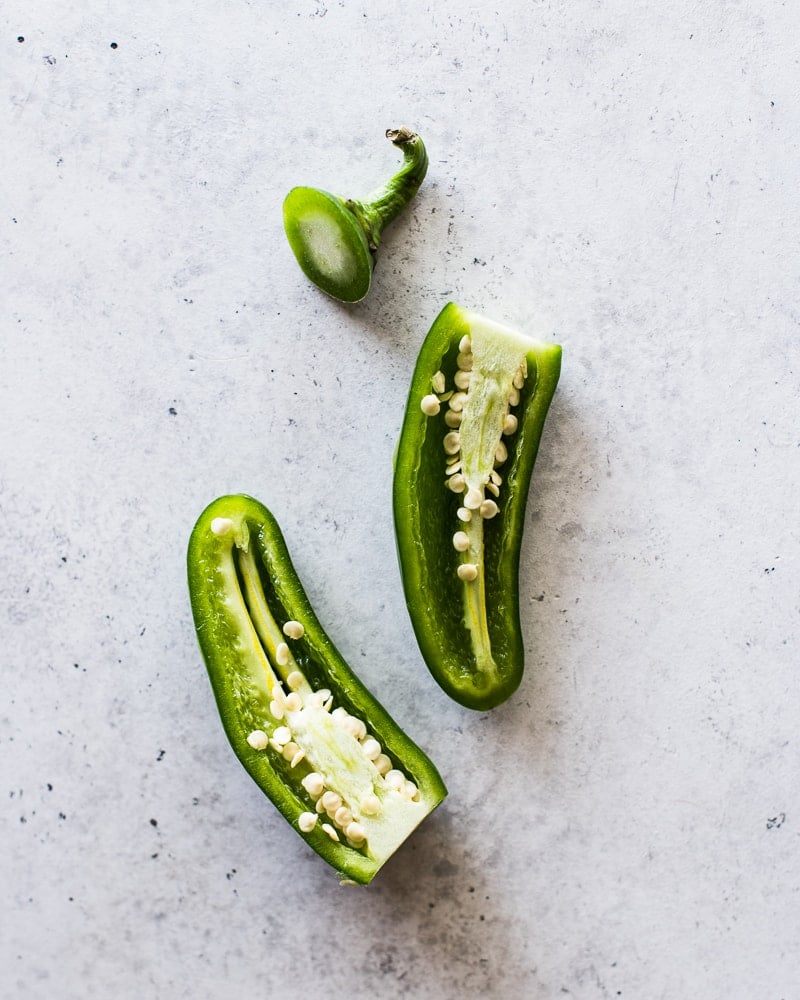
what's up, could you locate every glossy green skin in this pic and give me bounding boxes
[393,304,562,711]
[188,494,447,884]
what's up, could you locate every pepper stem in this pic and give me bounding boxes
[346,128,428,253]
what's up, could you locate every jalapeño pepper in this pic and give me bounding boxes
[188,495,446,884]
[393,304,562,711]
[283,128,428,303]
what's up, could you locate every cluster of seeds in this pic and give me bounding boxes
[419,335,527,580]
[246,616,419,851]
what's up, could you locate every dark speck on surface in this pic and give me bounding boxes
[110,41,118,49]
[168,406,177,415]
[149,818,158,827]
[17,35,24,43]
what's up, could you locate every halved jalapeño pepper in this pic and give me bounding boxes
[394,304,562,711]
[188,495,447,884]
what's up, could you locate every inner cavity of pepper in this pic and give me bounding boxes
[215,522,422,851]
[419,330,531,682]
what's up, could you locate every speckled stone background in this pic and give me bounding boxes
[3,2,799,998]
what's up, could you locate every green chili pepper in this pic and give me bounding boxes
[283,128,428,303]
[393,304,562,711]
[187,494,446,884]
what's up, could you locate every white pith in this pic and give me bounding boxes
[299,210,357,282]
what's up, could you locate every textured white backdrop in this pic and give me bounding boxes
[2,2,799,998]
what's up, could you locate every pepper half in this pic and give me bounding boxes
[187,494,447,884]
[393,304,562,711]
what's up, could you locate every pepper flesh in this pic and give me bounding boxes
[283,128,428,302]
[188,495,446,884]
[393,304,562,711]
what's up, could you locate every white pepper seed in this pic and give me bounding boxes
[331,707,349,725]
[275,642,290,666]
[444,409,462,428]
[360,794,381,816]
[431,370,446,394]
[456,506,472,523]
[374,753,392,776]
[315,798,327,814]
[284,692,302,713]
[452,531,470,552]
[385,769,406,790]
[457,563,479,582]
[333,806,353,829]
[449,391,468,413]
[286,670,304,691]
[290,750,306,768]
[323,695,334,712]
[361,738,382,761]
[302,772,325,798]
[321,791,342,813]
[246,730,268,750]
[454,369,471,390]
[443,432,461,455]
[445,459,462,475]
[447,473,466,493]
[345,822,366,845]
[269,739,284,753]
[269,700,284,720]
[464,487,483,510]
[298,812,318,833]
[494,441,508,465]
[479,499,499,519]
[420,394,441,416]
[282,741,300,762]
[456,351,473,371]
[282,620,305,640]
[508,387,520,407]
[321,823,340,842]
[334,806,354,828]
[404,781,419,801]
[334,806,353,827]
[513,370,525,389]
[210,517,234,536]
[458,335,472,354]
[490,469,503,485]
[272,726,291,746]
[502,413,518,436]
[486,481,500,497]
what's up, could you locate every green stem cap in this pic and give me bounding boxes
[283,128,428,303]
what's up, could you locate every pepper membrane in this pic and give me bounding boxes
[188,494,446,884]
[393,304,562,711]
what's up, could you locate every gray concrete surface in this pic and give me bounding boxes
[2,2,798,997]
